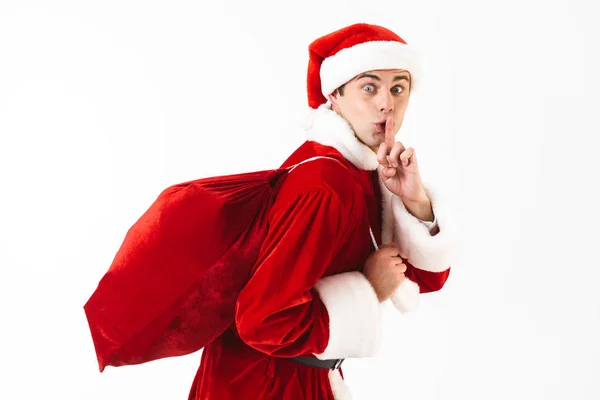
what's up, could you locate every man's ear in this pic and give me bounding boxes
[328,93,340,111]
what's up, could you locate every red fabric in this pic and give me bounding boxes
[407,262,450,293]
[190,142,383,399]
[307,23,407,108]
[190,142,451,400]
[85,137,449,398]
[84,168,287,371]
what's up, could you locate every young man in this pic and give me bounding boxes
[188,23,455,400]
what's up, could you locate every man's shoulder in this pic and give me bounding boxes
[277,141,362,201]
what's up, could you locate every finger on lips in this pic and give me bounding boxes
[384,116,395,149]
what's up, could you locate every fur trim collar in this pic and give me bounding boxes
[304,104,379,171]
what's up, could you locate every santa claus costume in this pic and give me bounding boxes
[188,23,454,400]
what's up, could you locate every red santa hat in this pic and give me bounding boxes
[307,23,421,109]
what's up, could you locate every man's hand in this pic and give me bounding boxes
[377,116,434,221]
[363,243,406,303]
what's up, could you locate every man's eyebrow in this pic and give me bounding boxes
[393,74,410,83]
[355,73,411,83]
[355,73,381,81]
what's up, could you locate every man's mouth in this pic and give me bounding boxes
[375,121,386,133]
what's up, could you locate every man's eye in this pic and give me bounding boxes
[363,85,375,92]
[392,86,404,93]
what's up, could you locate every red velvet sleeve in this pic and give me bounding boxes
[404,260,450,293]
[234,187,349,358]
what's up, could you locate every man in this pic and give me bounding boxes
[188,23,454,400]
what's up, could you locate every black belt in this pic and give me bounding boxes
[290,356,345,370]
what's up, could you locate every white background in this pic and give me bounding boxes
[1,1,599,399]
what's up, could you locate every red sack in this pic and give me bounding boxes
[84,168,287,372]
[84,157,344,372]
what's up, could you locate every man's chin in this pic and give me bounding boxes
[354,132,383,152]
[366,141,382,153]
[371,136,385,152]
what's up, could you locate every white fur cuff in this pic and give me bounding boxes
[314,271,382,360]
[391,186,455,273]
[390,277,420,313]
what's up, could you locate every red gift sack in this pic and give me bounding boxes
[84,156,343,372]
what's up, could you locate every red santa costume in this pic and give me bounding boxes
[188,23,455,400]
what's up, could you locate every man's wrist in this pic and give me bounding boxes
[403,196,434,222]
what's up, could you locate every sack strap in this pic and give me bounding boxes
[286,156,346,173]
[286,156,379,251]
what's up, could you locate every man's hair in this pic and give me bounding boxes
[335,84,346,96]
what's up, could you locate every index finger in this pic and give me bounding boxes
[377,143,390,167]
[385,116,395,149]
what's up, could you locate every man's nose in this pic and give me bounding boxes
[378,91,394,113]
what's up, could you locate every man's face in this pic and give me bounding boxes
[329,69,411,152]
